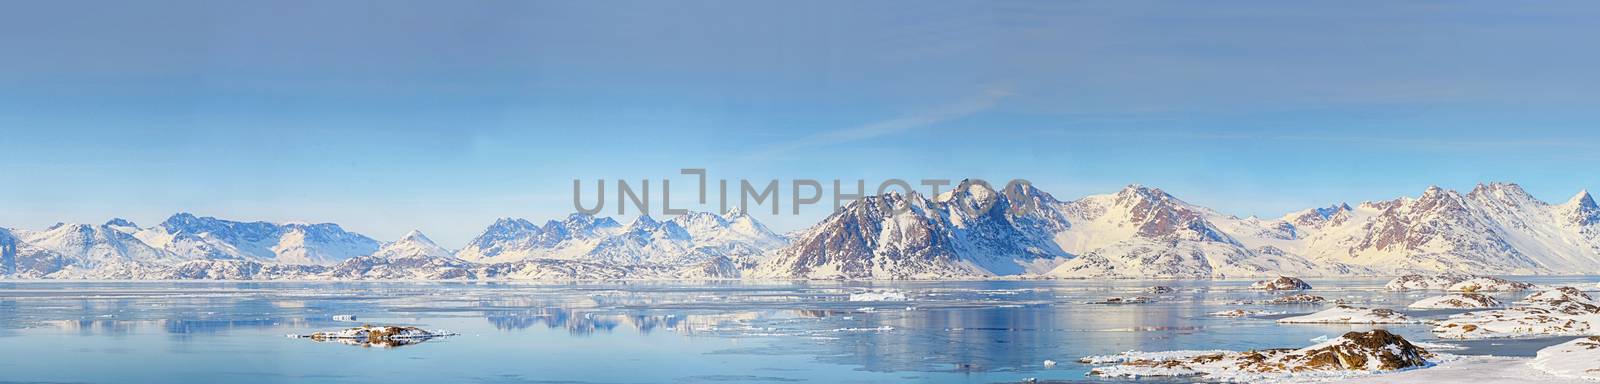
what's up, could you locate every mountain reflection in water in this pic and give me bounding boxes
[2,278,1596,384]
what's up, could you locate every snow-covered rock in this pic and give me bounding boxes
[1277,306,1417,324]
[304,325,455,347]
[1088,296,1154,305]
[1085,330,1432,380]
[1146,285,1176,294]
[1386,274,1534,292]
[1447,276,1536,292]
[1432,287,1600,339]
[1386,273,1477,291]
[1521,286,1600,304]
[1268,293,1327,304]
[1251,276,1312,290]
[1408,293,1502,309]
[1529,336,1600,381]
[1079,350,1232,364]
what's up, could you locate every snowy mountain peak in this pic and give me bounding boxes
[1468,182,1540,206]
[1562,190,1600,226]
[1413,185,1469,211]
[158,212,204,231]
[103,218,137,228]
[1002,181,1056,203]
[1470,181,1529,196]
[627,215,661,230]
[488,217,540,232]
[937,179,1002,209]
[952,178,998,196]
[1285,203,1354,228]
[722,207,747,218]
[1113,184,1180,207]
[399,229,431,243]
[1567,190,1597,210]
[552,213,619,237]
[371,229,451,260]
[561,212,608,226]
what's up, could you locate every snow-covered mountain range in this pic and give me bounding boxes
[4,181,1599,280]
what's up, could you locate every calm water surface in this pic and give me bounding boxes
[1,277,1596,384]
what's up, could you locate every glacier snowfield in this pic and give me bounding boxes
[0,278,1596,384]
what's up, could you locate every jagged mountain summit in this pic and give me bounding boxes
[1257,183,1600,275]
[1045,185,1360,279]
[132,213,381,265]
[749,180,1072,279]
[455,214,621,262]
[3,181,1600,280]
[456,211,786,268]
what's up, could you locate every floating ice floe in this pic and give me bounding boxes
[831,326,894,333]
[1409,341,1465,351]
[1529,336,1600,381]
[1432,286,1600,339]
[296,325,457,347]
[1385,274,1534,292]
[848,290,909,302]
[1250,276,1312,291]
[1088,296,1154,305]
[1208,309,1285,318]
[1078,349,1233,365]
[1277,305,1417,324]
[331,314,358,322]
[1084,330,1431,381]
[1407,293,1502,309]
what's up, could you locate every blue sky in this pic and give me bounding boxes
[4,1,1599,246]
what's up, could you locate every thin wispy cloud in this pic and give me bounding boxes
[748,87,1012,160]
[1031,129,1595,151]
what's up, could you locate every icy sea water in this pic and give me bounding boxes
[1,277,1596,384]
